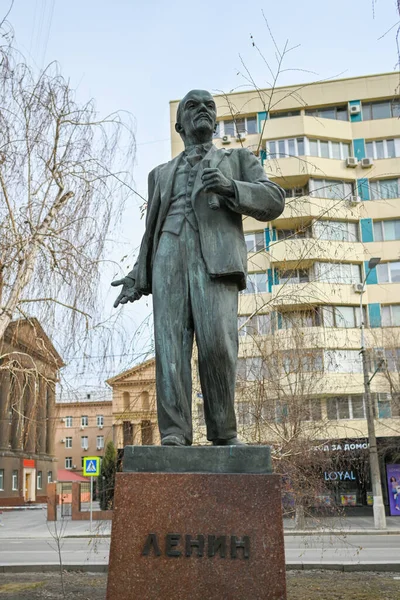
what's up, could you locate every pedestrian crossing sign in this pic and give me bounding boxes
[83,456,100,477]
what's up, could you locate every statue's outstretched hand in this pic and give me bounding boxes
[111,277,142,308]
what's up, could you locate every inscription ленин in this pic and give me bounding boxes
[142,534,250,559]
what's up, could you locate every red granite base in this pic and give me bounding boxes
[106,472,287,600]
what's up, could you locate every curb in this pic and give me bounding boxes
[284,529,400,536]
[1,563,400,574]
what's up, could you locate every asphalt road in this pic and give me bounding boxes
[1,535,400,566]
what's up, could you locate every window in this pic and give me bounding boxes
[327,396,365,420]
[269,110,301,119]
[12,470,18,491]
[322,305,365,328]
[220,116,257,137]
[278,268,309,284]
[376,261,400,283]
[0,469,4,490]
[308,138,351,160]
[81,436,89,450]
[97,415,104,427]
[266,137,305,158]
[81,415,88,428]
[305,105,348,121]
[315,262,361,284]
[370,179,399,200]
[366,139,398,160]
[96,436,104,450]
[280,350,323,373]
[362,100,400,121]
[373,220,400,241]
[65,457,72,469]
[309,178,354,200]
[37,471,42,490]
[324,350,363,373]
[244,231,265,253]
[65,416,72,428]
[381,305,400,327]
[284,186,307,198]
[47,471,53,483]
[276,226,310,240]
[196,403,206,426]
[374,393,400,418]
[278,309,320,329]
[238,314,273,336]
[65,437,72,448]
[236,357,266,382]
[384,348,400,372]
[236,401,255,426]
[314,220,359,242]
[244,272,267,294]
[303,398,322,421]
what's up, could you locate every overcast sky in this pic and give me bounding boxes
[6,0,399,389]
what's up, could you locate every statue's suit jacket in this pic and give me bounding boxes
[129,144,285,293]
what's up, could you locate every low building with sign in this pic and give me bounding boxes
[0,319,63,506]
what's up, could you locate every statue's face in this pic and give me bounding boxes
[178,90,216,140]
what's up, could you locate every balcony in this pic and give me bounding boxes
[269,238,365,266]
[261,115,353,143]
[271,281,364,307]
[274,195,360,226]
[264,155,357,181]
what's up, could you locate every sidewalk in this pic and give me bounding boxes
[1,508,400,539]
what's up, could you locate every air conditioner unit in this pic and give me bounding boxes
[61,418,65,423]
[72,465,77,469]
[349,195,361,205]
[361,157,373,168]
[80,426,85,430]
[346,157,358,168]
[61,438,66,444]
[349,104,361,115]
[221,135,232,145]
[236,132,246,142]
[353,283,364,293]
[83,446,89,451]
[99,425,103,430]
[96,446,102,451]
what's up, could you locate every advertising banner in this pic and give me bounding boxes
[386,464,400,516]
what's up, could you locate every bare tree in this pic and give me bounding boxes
[0,24,135,354]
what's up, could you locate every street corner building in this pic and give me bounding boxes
[169,73,400,509]
[0,318,64,506]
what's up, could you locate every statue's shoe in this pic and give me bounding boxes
[161,434,188,446]
[212,437,246,446]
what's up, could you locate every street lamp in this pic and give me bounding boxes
[360,257,386,529]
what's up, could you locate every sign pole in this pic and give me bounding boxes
[90,475,93,533]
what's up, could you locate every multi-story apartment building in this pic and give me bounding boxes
[169,73,400,509]
[55,390,113,475]
[0,318,63,505]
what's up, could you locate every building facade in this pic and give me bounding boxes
[107,358,158,457]
[55,391,113,476]
[169,73,400,508]
[0,319,63,505]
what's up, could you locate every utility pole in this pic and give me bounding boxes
[360,257,386,529]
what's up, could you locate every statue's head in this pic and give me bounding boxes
[175,89,217,143]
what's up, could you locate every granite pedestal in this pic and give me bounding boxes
[106,446,287,600]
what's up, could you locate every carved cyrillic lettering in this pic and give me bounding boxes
[166,533,181,557]
[230,535,250,559]
[185,535,204,557]
[142,533,161,556]
[208,535,227,558]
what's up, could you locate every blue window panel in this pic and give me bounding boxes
[368,303,381,328]
[353,139,365,160]
[267,269,273,292]
[365,261,378,285]
[260,149,266,166]
[265,228,271,250]
[257,111,268,133]
[349,100,362,123]
[272,228,277,242]
[360,218,373,242]
[277,312,283,330]
[357,178,370,201]
[273,269,279,285]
